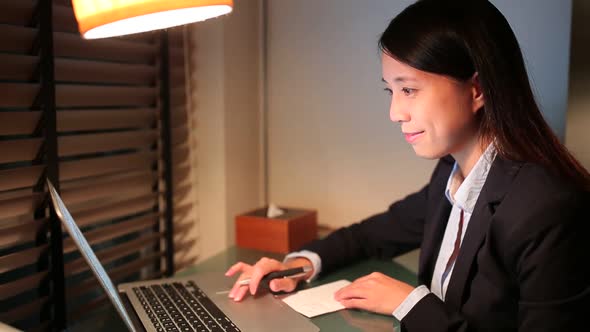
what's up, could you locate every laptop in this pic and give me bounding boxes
[47,180,319,332]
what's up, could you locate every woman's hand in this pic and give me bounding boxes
[225,257,313,301]
[334,272,414,315]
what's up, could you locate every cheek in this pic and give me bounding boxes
[428,99,476,141]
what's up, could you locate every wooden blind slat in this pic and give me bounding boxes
[171,126,189,146]
[173,164,191,185]
[174,221,192,236]
[118,32,158,44]
[0,219,46,249]
[52,4,81,34]
[173,213,192,229]
[0,165,43,192]
[173,220,192,244]
[68,296,109,323]
[173,184,192,204]
[58,130,157,157]
[173,144,190,165]
[0,111,41,136]
[170,88,186,109]
[174,204,193,224]
[0,192,42,220]
[168,28,184,47]
[0,54,38,81]
[170,107,188,127]
[0,138,41,164]
[65,233,161,275]
[0,270,47,300]
[56,85,157,108]
[72,195,158,229]
[175,238,197,254]
[171,86,186,103]
[0,2,77,31]
[60,171,156,206]
[69,269,164,322]
[63,213,159,253]
[170,68,186,87]
[0,187,35,202]
[0,0,35,26]
[57,172,155,216]
[173,215,193,234]
[57,109,157,132]
[0,83,39,108]
[54,32,157,64]
[60,151,156,182]
[55,58,156,85]
[0,25,37,53]
[0,296,48,324]
[0,245,48,273]
[67,252,163,299]
[169,48,184,65]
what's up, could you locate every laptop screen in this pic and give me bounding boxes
[47,180,137,332]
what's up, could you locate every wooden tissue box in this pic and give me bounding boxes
[235,207,317,254]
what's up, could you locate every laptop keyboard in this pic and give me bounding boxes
[133,281,241,332]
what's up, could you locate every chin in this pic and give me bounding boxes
[412,146,446,160]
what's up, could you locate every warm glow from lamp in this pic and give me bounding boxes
[71,0,233,39]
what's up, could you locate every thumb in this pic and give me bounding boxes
[269,278,299,293]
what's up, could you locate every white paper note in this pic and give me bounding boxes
[281,280,351,318]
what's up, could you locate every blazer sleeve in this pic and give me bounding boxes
[400,190,590,332]
[299,157,453,276]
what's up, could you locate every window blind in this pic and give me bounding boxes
[0,0,199,330]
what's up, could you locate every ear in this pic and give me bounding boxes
[470,72,485,113]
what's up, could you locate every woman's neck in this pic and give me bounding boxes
[452,136,489,179]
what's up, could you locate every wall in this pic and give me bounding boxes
[266,0,573,231]
[566,0,590,168]
[188,0,263,261]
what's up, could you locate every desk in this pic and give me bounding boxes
[70,246,417,332]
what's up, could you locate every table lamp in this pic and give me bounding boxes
[71,0,233,39]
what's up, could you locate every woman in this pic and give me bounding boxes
[226,0,590,330]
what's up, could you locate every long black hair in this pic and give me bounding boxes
[379,0,590,189]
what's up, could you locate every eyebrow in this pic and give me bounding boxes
[381,77,418,83]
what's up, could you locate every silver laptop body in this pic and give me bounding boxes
[47,180,319,332]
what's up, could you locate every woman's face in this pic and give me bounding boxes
[381,53,484,160]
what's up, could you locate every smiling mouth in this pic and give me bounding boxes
[403,131,425,143]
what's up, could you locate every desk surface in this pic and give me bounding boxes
[71,246,417,332]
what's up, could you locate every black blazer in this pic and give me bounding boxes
[301,156,590,331]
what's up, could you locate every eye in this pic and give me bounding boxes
[383,88,393,96]
[401,87,416,96]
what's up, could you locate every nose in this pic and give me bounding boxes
[389,98,410,123]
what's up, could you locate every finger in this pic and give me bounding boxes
[269,278,298,293]
[335,272,386,299]
[233,286,250,302]
[228,276,247,298]
[225,262,250,276]
[338,298,369,311]
[334,283,368,301]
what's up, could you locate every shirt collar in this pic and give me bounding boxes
[445,144,496,213]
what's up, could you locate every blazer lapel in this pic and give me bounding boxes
[444,157,523,309]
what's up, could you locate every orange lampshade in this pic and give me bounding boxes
[71,0,233,39]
